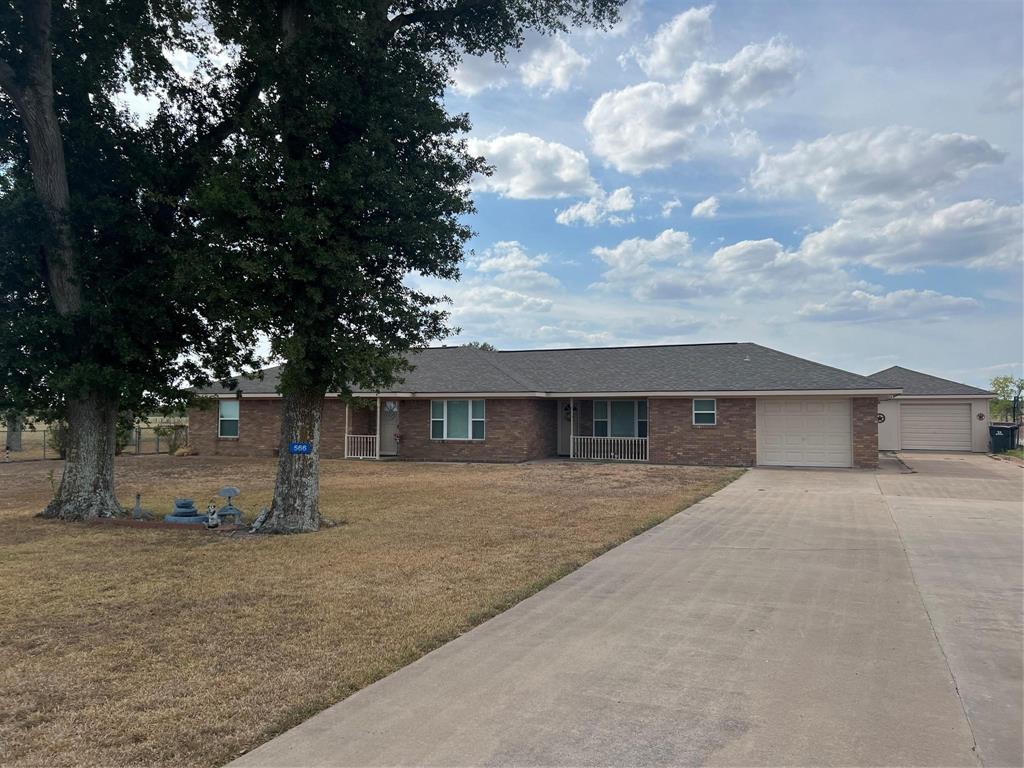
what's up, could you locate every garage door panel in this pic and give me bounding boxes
[901,403,971,451]
[757,398,852,468]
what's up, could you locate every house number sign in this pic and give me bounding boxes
[289,442,313,455]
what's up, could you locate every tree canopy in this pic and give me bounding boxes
[990,375,1024,421]
[0,0,257,421]
[192,0,622,531]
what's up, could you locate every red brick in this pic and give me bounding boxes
[851,397,879,469]
[648,397,756,467]
[396,399,557,462]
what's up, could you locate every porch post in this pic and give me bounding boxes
[344,403,350,458]
[375,397,381,459]
[569,397,574,459]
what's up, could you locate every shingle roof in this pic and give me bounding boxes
[868,366,993,397]
[196,342,898,395]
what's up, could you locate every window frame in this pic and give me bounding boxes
[430,399,486,441]
[592,399,649,438]
[218,398,240,439]
[692,398,717,426]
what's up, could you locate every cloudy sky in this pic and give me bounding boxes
[414,0,1023,387]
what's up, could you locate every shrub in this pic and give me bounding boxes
[154,424,187,454]
[47,421,134,457]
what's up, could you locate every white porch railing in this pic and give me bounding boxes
[345,434,378,459]
[572,436,648,462]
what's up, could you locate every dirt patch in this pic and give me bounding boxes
[0,455,740,767]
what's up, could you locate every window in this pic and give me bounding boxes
[610,401,634,437]
[693,398,716,425]
[430,399,485,440]
[219,399,239,438]
[593,400,649,437]
[593,400,609,437]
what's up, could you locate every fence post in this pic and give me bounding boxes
[43,429,47,460]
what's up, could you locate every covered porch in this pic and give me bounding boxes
[343,398,399,459]
[558,398,649,462]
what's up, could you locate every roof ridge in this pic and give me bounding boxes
[494,341,739,354]
[746,343,890,388]
[468,348,541,391]
[869,365,993,394]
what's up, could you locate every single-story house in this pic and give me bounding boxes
[190,342,900,469]
[869,366,994,452]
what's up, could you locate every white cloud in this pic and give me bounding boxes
[691,195,719,218]
[981,72,1024,113]
[520,36,590,94]
[470,241,561,290]
[705,238,852,298]
[661,198,682,218]
[634,5,714,79]
[451,55,508,96]
[590,228,858,303]
[468,133,598,199]
[708,238,785,272]
[458,285,553,314]
[592,228,694,282]
[729,128,761,157]
[556,186,635,226]
[585,37,803,173]
[799,289,979,323]
[799,199,1023,272]
[750,126,1005,208]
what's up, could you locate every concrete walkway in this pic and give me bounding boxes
[232,454,1023,767]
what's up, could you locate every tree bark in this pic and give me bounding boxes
[4,412,23,452]
[41,395,121,520]
[263,386,324,533]
[0,3,120,519]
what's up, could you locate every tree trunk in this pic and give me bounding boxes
[5,412,23,452]
[0,4,123,521]
[41,394,121,520]
[263,386,324,533]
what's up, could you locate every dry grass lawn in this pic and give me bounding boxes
[0,455,741,768]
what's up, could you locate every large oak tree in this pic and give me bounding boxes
[0,0,257,519]
[199,0,623,532]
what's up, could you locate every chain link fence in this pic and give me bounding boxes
[2,423,188,463]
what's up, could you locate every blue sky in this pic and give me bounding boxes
[411,0,1023,387]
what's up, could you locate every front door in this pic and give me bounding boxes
[557,399,571,456]
[380,400,399,456]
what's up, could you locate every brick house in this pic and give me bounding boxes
[190,342,902,469]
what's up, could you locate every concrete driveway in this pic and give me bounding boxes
[232,454,1022,767]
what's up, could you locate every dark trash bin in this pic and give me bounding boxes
[989,423,1019,453]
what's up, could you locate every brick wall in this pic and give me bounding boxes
[187,394,875,468]
[397,398,557,462]
[851,397,879,469]
[648,397,757,467]
[188,398,352,458]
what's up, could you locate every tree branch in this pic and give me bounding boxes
[0,56,19,100]
[163,68,261,198]
[387,0,497,35]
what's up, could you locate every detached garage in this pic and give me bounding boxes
[870,366,993,453]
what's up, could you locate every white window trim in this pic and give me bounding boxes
[593,399,649,438]
[692,398,717,426]
[430,399,485,441]
[218,400,240,439]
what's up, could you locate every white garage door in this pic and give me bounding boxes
[757,398,852,467]
[901,403,972,451]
